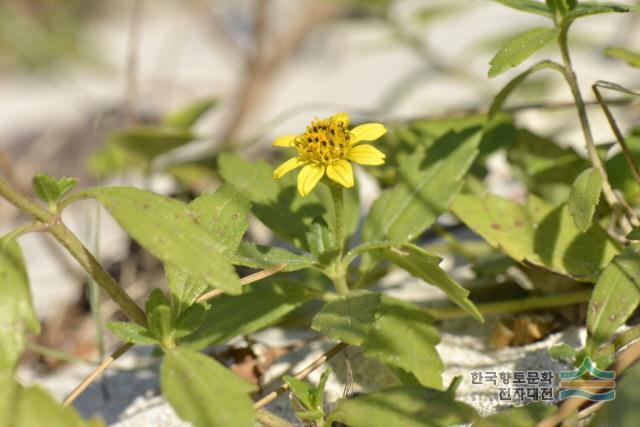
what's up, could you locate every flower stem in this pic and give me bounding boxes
[328,183,349,295]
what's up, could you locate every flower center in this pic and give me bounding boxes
[294,117,351,166]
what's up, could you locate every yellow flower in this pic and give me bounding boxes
[272,113,387,196]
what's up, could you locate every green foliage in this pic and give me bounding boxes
[568,168,602,232]
[564,2,631,21]
[605,46,640,68]
[89,127,194,176]
[184,280,316,349]
[32,173,78,205]
[327,385,479,427]
[0,376,104,427]
[362,128,481,244]
[369,243,482,322]
[86,187,241,294]
[451,193,620,281]
[164,98,219,128]
[590,361,640,426]
[490,0,554,18]
[311,291,381,345]
[284,369,331,424]
[362,296,443,390]
[161,347,256,427]
[587,244,640,351]
[550,343,578,361]
[106,322,157,345]
[230,242,316,272]
[488,27,559,78]
[0,238,39,371]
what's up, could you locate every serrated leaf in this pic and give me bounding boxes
[166,265,208,317]
[488,60,563,119]
[161,347,256,427]
[145,288,171,315]
[183,280,315,349]
[363,128,481,244]
[362,296,443,390]
[188,184,250,256]
[32,173,78,204]
[106,322,157,344]
[451,193,620,281]
[490,0,553,18]
[568,168,602,232]
[327,385,479,427]
[284,374,326,420]
[148,305,174,345]
[305,217,336,260]
[371,243,483,322]
[566,1,630,20]
[0,238,39,370]
[474,403,555,427]
[489,27,559,78]
[164,98,219,128]
[311,291,381,345]
[587,244,640,351]
[86,187,241,294]
[230,242,316,272]
[604,46,640,68]
[0,376,104,427]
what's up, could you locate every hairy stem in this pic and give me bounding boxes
[329,183,349,295]
[0,178,146,325]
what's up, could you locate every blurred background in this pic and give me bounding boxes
[1,0,639,424]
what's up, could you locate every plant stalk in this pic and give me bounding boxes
[557,24,631,232]
[0,178,147,326]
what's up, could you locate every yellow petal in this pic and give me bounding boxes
[273,135,297,147]
[331,112,350,127]
[273,157,305,179]
[350,123,387,144]
[326,160,354,188]
[297,164,325,197]
[348,144,386,165]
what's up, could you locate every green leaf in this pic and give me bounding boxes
[86,187,241,294]
[566,1,631,21]
[311,291,381,345]
[474,403,555,427]
[106,322,157,344]
[188,184,250,256]
[161,347,256,427]
[488,60,563,119]
[604,46,640,68]
[490,0,553,18]
[0,376,104,427]
[174,303,207,338]
[164,98,219,128]
[166,265,208,317]
[230,242,316,272]
[587,244,640,351]
[363,128,481,244]
[108,127,194,160]
[327,385,479,427]
[145,288,171,315]
[451,193,620,281]
[284,371,329,424]
[87,143,147,177]
[568,168,602,232]
[32,173,78,204]
[305,217,336,261]
[0,238,39,370]
[549,343,577,361]
[148,305,174,346]
[488,27,559,78]
[371,243,483,322]
[362,296,444,390]
[183,280,315,349]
